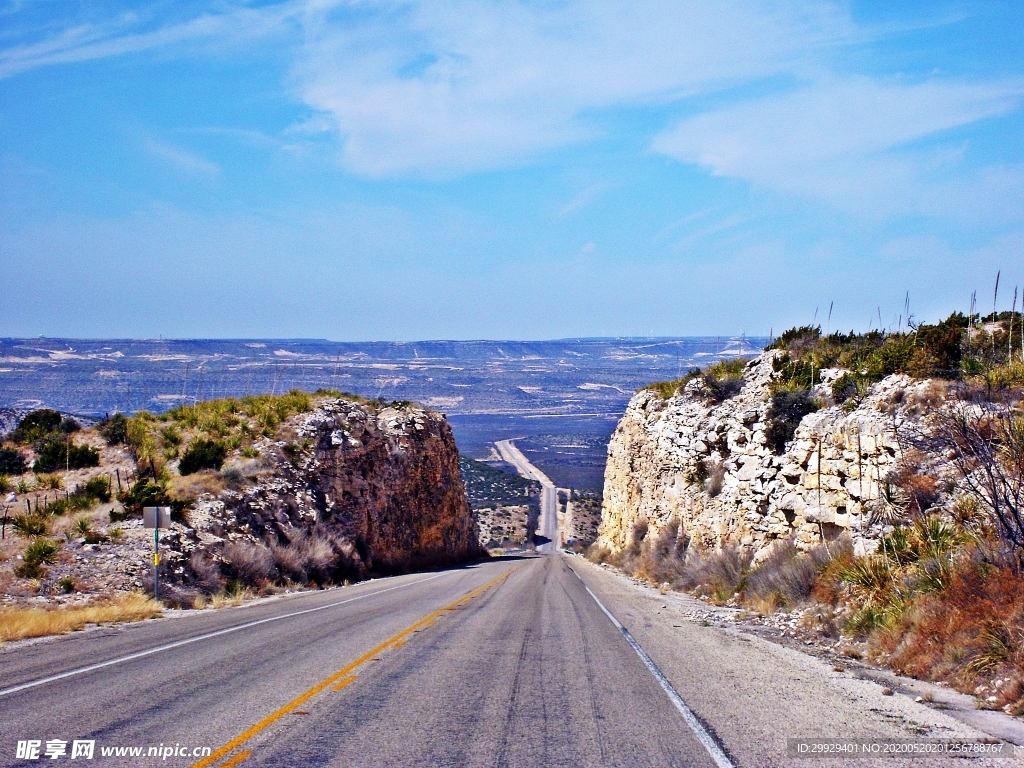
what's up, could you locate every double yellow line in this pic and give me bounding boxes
[192,568,515,768]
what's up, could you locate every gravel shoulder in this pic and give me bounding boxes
[568,555,1024,767]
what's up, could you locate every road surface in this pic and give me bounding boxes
[494,439,559,553]
[1,554,1010,768]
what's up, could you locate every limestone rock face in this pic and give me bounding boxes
[190,399,481,576]
[596,354,940,559]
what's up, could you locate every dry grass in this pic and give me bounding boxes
[0,594,162,643]
[167,470,226,501]
[209,589,259,608]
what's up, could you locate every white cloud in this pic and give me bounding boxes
[292,0,854,177]
[0,2,301,79]
[651,76,1024,218]
[144,139,220,176]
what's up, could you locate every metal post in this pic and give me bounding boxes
[153,525,159,601]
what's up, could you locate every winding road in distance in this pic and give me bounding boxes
[494,438,560,553]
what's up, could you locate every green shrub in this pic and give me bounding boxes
[17,538,61,577]
[178,438,228,475]
[11,514,49,537]
[768,312,970,389]
[642,368,702,399]
[33,440,100,473]
[702,359,747,402]
[14,561,44,579]
[0,447,26,475]
[764,390,819,454]
[81,476,112,503]
[22,538,60,566]
[98,413,130,445]
[832,372,860,404]
[115,479,185,521]
[58,576,75,593]
[0,474,9,493]
[10,409,63,444]
[36,473,63,490]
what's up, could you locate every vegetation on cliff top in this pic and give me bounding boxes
[642,358,748,401]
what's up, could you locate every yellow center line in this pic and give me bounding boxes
[332,675,357,692]
[218,751,252,768]
[191,567,515,768]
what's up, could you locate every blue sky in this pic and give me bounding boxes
[1,1,1022,340]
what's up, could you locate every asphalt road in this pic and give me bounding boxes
[1,555,1013,768]
[494,439,559,554]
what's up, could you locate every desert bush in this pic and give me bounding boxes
[178,438,228,476]
[676,547,753,601]
[888,450,942,516]
[0,447,26,475]
[702,359,748,402]
[743,537,851,609]
[222,541,276,588]
[187,552,225,594]
[768,312,969,388]
[23,538,60,564]
[97,413,129,445]
[36,473,63,490]
[11,514,49,538]
[704,459,725,497]
[764,389,819,454]
[632,518,689,585]
[15,538,61,578]
[115,478,184,521]
[271,529,338,585]
[0,475,9,493]
[870,558,1024,706]
[33,440,100,473]
[10,409,63,445]
[81,476,112,503]
[933,395,1024,562]
[167,470,225,502]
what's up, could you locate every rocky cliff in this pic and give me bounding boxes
[0,396,481,605]
[183,398,481,582]
[595,353,947,560]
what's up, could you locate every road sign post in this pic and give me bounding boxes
[143,506,172,601]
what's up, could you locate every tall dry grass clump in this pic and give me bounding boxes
[0,594,162,642]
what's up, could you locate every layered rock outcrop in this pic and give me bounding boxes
[186,399,481,577]
[596,354,944,559]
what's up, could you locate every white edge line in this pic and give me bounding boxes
[568,565,735,768]
[0,572,448,699]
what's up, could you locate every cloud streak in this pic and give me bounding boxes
[293,0,855,177]
[651,75,1024,218]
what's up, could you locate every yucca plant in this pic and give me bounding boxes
[11,513,49,538]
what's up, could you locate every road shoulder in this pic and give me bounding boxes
[566,554,1024,767]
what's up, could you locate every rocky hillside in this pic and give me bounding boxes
[595,353,947,560]
[0,395,482,605]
